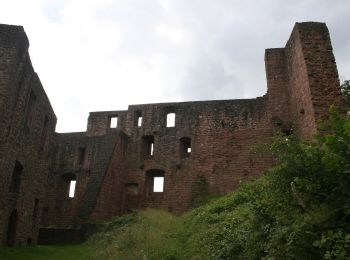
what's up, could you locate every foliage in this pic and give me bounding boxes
[341,80,350,108]
[0,244,93,260]
[92,98,350,259]
[90,209,182,259]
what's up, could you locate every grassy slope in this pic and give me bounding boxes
[0,244,93,260]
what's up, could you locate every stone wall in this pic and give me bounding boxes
[0,25,56,246]
[0,22,344,245]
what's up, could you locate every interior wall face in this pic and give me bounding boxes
[0,22,343,245]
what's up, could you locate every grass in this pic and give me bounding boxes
[0,244,93,260]
[90,209,182,259]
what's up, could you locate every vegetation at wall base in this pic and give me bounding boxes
[90,82,350,259]
[0,244,93,260]
[4,82,350,260]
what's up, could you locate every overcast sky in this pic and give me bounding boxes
[1,0,349,132]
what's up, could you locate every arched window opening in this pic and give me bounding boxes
[9,161,23,193]
[6,210,18,246]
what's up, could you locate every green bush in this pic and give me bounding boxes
[92,84,350,259]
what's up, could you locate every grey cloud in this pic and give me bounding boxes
[4,0,350,132]
[174,54,241,101]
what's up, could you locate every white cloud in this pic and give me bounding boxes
[0,0,349,132]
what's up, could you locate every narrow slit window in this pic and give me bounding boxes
[150,143,154,156]
[77,147,86,165]
[69,180,76,198]
[32,199,39,228]
[110,116,118,128]
[142,135,154,158]
[39,117,49,151]
[25,90,36,129]
[166,113,175,127]
[138,116,142,127]
[153,177,164,192]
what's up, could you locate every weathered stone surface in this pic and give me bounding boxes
[0,22,343,246]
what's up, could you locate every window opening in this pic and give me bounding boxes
[166,113,175,127]
[33,199,39,222]
[32,198,39,228]
[135,110,143,127]
[125,183,139,195]
[41,207,49,226]
[142,135,154,158]
[69,180,76,198]
[138,116,142,127]
[6,210,18,246]
[153,177,164,192]
[180,137,191,158]
[39,117,49,151]
[25,90,36,128]
[110,116,118,128]
[9,161,23,193]
[77,147,86,165]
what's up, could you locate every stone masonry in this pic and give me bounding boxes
[0,22,343,246]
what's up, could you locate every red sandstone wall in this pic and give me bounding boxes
[91,132,129,221]
[0,25,56,246]
[265,48,291,131]
[284,22,342,139]
[42,133,91,229]
[92,99,274,214]
[0,22,344,240]
[87,110,128,136]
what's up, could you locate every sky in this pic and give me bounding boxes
[0,0,349,132]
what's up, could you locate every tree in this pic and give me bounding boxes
[341,80,350,108]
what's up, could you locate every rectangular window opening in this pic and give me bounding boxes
[135,110,143,127]
[166,113,175,127]
[138,116,142,127]
[153,177,164,192]
[125,183,139,195]
[180,137,191,158]
[69,180,76,198]
[110,116,118,128]
[77,147,86,165]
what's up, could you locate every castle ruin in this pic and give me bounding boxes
[0,22,343,246]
